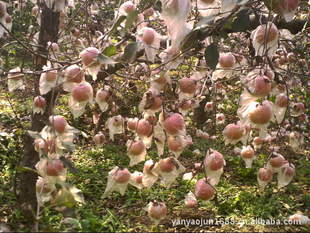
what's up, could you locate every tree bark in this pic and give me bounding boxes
[18,3,60,224]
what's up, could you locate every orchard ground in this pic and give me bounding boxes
[0,92,309,232]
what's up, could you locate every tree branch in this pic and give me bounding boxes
[223,13,309,35]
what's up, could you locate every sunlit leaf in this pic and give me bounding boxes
[197,14,217,27]
[236,0,249,5]
[125,10,138,31]
[110,15,126,34]
[97,54,117,65]
[103,45,117,57]
[16,166,38,174]
[69,185,85,204]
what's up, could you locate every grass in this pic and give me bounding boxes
[0,93,309,232]
[2,136,308,232]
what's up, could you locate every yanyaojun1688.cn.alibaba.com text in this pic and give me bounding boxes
[171,218,304,227]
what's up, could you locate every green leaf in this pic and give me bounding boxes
[27,130,40,139]
[54,188,75,208]
[137,0,153,10]
[80,130,89,138]
[109,15,126,34]
[204,43,219,70]
[180,29,201,51]
[196,14,217,27]
[231,9,250,31]
[69,185,85,204]
[16,166,38,174]
[97,53,117,65]
[61,138,76,152]
[125,10,138,31]
[54,185,84,208]
[121,42,139,63]
[61,218,82,231]
[103,45,117,57]
[263,0,282,11]
[59,156,78,174]
[153,0,162,12]
[222,16,233,31]
[236,0,249,5]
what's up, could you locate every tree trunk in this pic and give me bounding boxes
[18,3,60,224]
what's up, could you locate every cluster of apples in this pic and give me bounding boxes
[37,46,116,118]
[101,112,191,224]
[258,153,295,189]
[32,115,83,207]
